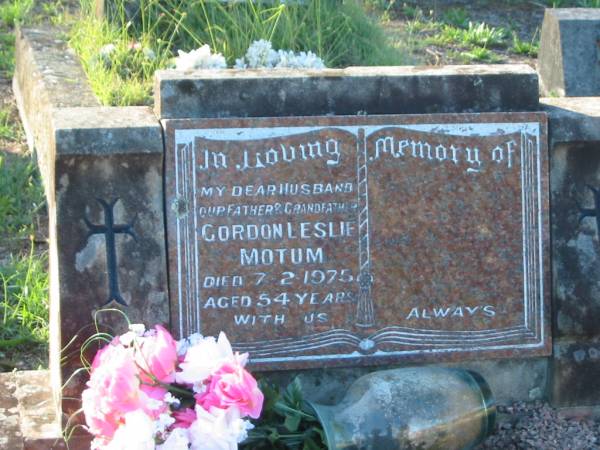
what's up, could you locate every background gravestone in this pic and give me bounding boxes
[538,8,600,97]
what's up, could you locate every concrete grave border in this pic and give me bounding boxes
[11,22,600,446]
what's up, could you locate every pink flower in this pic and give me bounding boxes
[197,362,263,419]
[172,408,197,429]
[82,337,169,441]
[136,325,178,385]
[82,343,144,439]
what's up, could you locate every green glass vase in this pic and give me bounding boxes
[308,367,495,450]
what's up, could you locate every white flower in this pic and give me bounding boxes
[155,413,176,436]
[235,40,326,69]
[157,427,190,450]
[105,410,155,450]
[188,406,249,450]
[275,49,325,69]
[129,323,146,335]
[119,324,145,346]
[176,332,247,391]
[234,58,247,69]
[176,332,204,357]
[174,45,227,70]
[243,39,279,68]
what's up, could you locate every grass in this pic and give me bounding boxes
[540,0,600,6]
[0,244,49,366]
[0,154,45,239]
[71,0,406,106]
[429,21,507,48]
[0,0,34,27]
[382,2,546,65]
[0,0,52,370]
[511,31,539,57]
[69,17,168,105]
[0,30,14,75]
[0,152,48,371]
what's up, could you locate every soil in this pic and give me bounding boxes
[382,0,545,66]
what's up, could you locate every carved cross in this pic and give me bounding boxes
[83,198,136,307]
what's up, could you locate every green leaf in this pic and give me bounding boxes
[284,413,301,432]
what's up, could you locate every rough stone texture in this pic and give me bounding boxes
[0,372,24,450]
[538,8,600,97]
[551,341,600,407]
[53,106,163,155]
[13,27,169,423]
[13,26,102,429]
[545,96,600,409]
[164,113,550,370]
[0,371,92,450]
[13,26,100,195]
[155,64,539,119]
[54,109,169,418]
[551,141,600,340]
[542,97,600,144]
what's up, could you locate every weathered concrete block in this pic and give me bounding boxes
[542,97,600,144]
[543,97,600,409]
[53,107,168,408]
[0,371,92,450]
[544,98,600,340]
[551,141,600,339]
[551,340,600,407]
[0,372,23,450]
[155,64,539,119]
[13,27,169,423]
[538,8,600,97]
[13,26,99,196]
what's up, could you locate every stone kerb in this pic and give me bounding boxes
[15,21,600,445]
[13,25,169,436]
[155,63,539,118]
[541,96,600,407]
[156,62,553,407]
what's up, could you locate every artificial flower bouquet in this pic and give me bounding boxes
[82,324,264,450]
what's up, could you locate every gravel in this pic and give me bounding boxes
[479,402,600,450]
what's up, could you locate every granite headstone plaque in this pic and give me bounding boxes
[163,113,550,369]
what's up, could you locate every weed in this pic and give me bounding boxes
[457,47,500,63]
[0,243,49,353]
[400,3,423,20]
[405,17,440,35]
[462,21,507,48]
[0,31,14,75]
[0,0,34,27]
[0,154,45,239]
[429,22,506,49]
[442,7,469,29]
[511,31,539,57]
[536,0,600,6]
[577,0,600,6]
[0,106,20,141]
[72,0,405,105]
